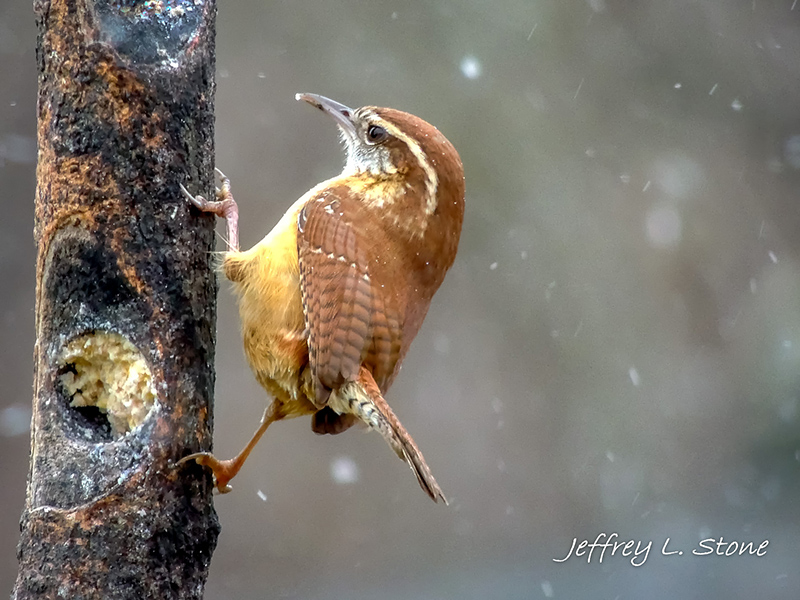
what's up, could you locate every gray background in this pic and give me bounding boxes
[2,1,799,598]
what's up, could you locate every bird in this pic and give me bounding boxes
[178,93,464,503]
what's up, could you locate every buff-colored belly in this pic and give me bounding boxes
[223,198,315,417]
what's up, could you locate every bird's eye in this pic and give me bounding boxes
[366,125,388,144]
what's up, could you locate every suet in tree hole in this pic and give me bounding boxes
[57,331,156,442]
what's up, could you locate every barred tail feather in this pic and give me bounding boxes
[337,367,447,504]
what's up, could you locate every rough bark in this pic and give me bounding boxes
[14,1,220,598]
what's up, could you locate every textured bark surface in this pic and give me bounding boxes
[14,0,220,598]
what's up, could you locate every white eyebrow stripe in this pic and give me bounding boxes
[367,113,439,215]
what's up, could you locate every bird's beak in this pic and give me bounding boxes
[296,93,357,138]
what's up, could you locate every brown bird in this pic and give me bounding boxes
[179,93,464,503]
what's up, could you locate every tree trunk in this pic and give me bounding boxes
[14,1,220,598]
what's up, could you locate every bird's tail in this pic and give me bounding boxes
[337,367,447,504]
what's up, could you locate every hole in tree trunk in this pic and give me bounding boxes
[57,331,157,442]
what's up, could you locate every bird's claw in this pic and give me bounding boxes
[177,451,235,494]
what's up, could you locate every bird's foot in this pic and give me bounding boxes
[177,451,239,494]
[180,168,239,251]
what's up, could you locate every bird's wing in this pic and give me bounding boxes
[297,192,404,405]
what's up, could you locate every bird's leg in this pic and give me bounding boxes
[339,367,447,504]
[180,168,240,252]
[178,402,280,493]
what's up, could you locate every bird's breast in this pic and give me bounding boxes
[222,195,311,408]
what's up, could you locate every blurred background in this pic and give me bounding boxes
[2,0,800,598]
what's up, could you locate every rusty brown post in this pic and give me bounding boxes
[14,1,220,598]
